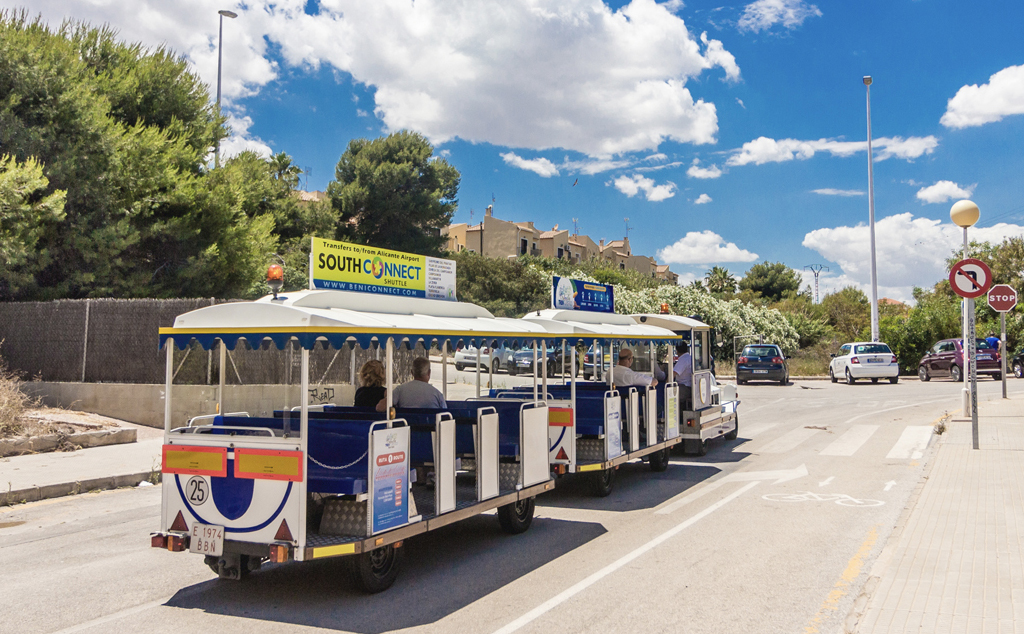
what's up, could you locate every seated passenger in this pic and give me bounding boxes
[673,342,693,388]
[354,360,387,407]
[377,356,447,411]
[611,348,658,387]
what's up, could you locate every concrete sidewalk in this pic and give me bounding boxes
[0,423,162,505]
[849,397,1024,633]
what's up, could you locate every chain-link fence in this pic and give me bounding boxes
[0,299,424,387]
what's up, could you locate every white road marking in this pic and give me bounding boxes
[884,480,896,491]
[50,599,165,633]
[819,476,835,487]
[741,397,786,415]
[493,481,760,634]
[886,426,934,460]
[736,422,778,439]
[843,397,953,424]
[820,425,879,456]
[756,427,821,454]
[656,464,806,515]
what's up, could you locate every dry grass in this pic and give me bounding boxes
[786,341,837,376]
[0,346,36,438]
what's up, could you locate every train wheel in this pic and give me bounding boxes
[648,448,670,472]
[353,544,403,593]
[497,497,535,534]
[591,467,616,497]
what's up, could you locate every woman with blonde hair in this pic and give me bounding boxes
[354,359,387,407]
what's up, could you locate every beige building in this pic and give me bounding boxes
[442,206,677,281]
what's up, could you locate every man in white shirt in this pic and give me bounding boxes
[612,348,658,387]
[673,342,693,387]
[376,357,447,411]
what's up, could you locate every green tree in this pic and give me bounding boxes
[451,251,548,317]
[0,155,66,299]
[327,130,459,257]
[820,286,870,342]
[738,261,801,302]
[704,265,737,294]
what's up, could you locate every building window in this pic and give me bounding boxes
[620,263,625,270]
[557,247,564,259]
[520,238,527,255]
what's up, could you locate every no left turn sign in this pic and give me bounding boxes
[949,258,992,299]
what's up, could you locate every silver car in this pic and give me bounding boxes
[453,345,513,373]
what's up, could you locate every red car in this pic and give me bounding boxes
[917,338,1001,382]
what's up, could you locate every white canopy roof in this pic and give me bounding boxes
[521,309,680,341]
[628,313,710,332]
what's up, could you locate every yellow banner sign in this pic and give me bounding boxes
[310,237,456,300]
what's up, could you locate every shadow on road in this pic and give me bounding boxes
[164,514,604,633]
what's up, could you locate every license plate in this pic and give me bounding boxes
[978,355,991,360]
[189,522,224,556]
[753,370,768,374]
[866,358,883,363]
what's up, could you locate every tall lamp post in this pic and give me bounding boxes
[214,9,238,169]
[864,76,879,342]
[951,199,980,448]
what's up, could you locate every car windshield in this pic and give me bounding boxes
[743,346,778,357]
[854,344,891,354]
[975,339,993,349]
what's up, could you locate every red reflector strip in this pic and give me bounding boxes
[151,534,167,549]
[270,544,291,564]
[548,407,574,427]
[234,448,303,482]
[162,445,227,477]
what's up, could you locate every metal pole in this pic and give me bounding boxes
[488,344,494,390]
[476,346,481,398]
[864,77,879,342]
[542,339,548,399]
[215,13,224,169]
[962,228,971,416]
[81,299,90,382]
[385,338,394,417]
[1001,312,1007,399]
[969,299,979,450]
[442,341,448,401]
[218,341,226,414]
[532,341,538,402]
[164,340,174,434]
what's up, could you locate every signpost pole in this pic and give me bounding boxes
[968,298,979,450]
[1001,312,1007,399]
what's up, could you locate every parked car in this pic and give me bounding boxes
[736,344,788,385]
[509,345,571,376]
[830,341,900,384]
[453,345,513,373]
[917,338,1001,382]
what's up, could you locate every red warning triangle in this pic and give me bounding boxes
[169,511,188,532]
[274,519,293,542]
[555,447,568,461]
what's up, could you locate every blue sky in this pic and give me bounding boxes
[19,0,1024,301]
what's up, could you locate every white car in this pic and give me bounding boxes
[453,345,513,373]
[829,341,900,384]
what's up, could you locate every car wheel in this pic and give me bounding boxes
[951,364,963,382]
[491,359,500,374]
[830,367,837,383]
[779,376,787,386]
[993,372,1002,380]
[871,378,879,384]
[724,413,739,441]
[918,366,930,382]
[508,366,517,376]
[1015,362,1024,379]
[737,378,746,385]
[845,369,856,385]
[455,364,465,372]
[889,376,899,384]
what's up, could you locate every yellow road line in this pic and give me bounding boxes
[803,525,879,633]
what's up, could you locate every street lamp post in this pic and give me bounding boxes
[951,199,980,449]
[214,9,238,169]
[864,76,879,342]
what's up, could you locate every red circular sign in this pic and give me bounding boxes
[949,258,992,299]
[987,284,1018,312]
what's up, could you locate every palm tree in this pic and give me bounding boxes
[704,266,737,294]
[269,152,302,189]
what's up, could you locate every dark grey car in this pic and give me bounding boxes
[736,344,788,385]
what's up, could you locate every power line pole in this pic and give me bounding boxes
[572,217,580,235]
[624,217,633,242]
[804,264,829,304]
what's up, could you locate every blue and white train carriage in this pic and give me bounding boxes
[151,289,555,592]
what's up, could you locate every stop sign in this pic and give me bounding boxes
[987,284,1018,312]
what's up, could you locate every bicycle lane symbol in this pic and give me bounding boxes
[762,491,884,507]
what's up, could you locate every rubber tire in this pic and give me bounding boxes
[724,413,739,440]
[737,378,746,385]
[497,497,535,534]
[1014,362,1023,379]
[455,364,465,372]
[353,545,403,594]
[889,376,899,384]
[993,373,1002,380]
[648,448,670,472]
[951,365,963,382]
[871,378,879,384]
[695,438,710,456]
[492,359,500,374]
[508,366,517,376]
[591,468,616,497]
[779,376,787,386]
[918,366,930,382]
[845,369,856,385]
[830,367,837,383]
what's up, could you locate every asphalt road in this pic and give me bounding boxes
[1,375,1016,634]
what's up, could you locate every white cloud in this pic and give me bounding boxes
[356,109,369,117]
[687,159,723,179]
[736,98,746,109]
[726,135,938,166]
[612,174,677,201]
[219,114,273,159]
[738,0,822,33]
[658,230,758,264]
[634,161,684,173]
[941,64,1024,129]
[812,188,864,197]
[500,152,560,178]
[563,157,635,175]
[644,153,668,162]
[915,181,976,204]
[802,213,1024,302]
[694,193,713,204]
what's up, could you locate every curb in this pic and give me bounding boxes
[0,470,162,507]
[0,428,138,458]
